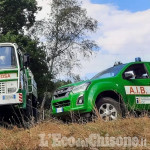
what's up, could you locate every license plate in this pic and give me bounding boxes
[56,107,63,113]
[3,95,16,100]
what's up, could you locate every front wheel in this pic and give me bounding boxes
[96,97,122,121]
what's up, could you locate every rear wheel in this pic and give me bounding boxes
[96,97,122,121]
[32,98,39,122]
[23,99,33,127]
[23,97,39,128]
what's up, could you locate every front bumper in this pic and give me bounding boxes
[51,91,93,116]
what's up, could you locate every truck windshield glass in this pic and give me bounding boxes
[0,46,17,69]
[92,64,125,79]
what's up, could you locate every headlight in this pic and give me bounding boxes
[72,82,90,93]
[6,81,18,94]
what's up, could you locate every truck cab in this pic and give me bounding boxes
[51,59,150,121]
[0,43,38,123]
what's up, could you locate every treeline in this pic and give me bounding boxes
[0,0,98,107]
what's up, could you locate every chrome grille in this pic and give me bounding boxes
[0,82,6,94]
[53,86,73,99]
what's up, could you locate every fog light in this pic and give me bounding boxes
[77,95,84,105]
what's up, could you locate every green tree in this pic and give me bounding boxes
[32,0,98,77]
[0,0,39,34]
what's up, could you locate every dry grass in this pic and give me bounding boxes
[0,117,150,150]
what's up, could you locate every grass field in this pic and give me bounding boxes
[0,116,149,150]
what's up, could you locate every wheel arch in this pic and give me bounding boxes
[95,90,127,116]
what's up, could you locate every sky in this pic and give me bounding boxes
[36,0,150,80]
[91,0,150,12]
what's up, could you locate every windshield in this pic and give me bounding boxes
[91,64,125,80]
[0,46,17,69]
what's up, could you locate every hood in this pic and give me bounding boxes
[58,80,90,89]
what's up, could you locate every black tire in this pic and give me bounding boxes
[96,97,122,121]
[22,98,39,128]
[25,98,39,122]
[24,99,33,123]
[32,98,39,122]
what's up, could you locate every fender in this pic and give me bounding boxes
[86,78,128,107]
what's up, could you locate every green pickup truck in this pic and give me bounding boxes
[51,58,150,121]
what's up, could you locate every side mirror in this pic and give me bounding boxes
[124,71,135,79]
[23,54,30,68]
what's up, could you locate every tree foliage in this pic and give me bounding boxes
[0,0,39,34]
[32,0,98,77]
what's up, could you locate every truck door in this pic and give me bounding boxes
[122,63,150,110]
